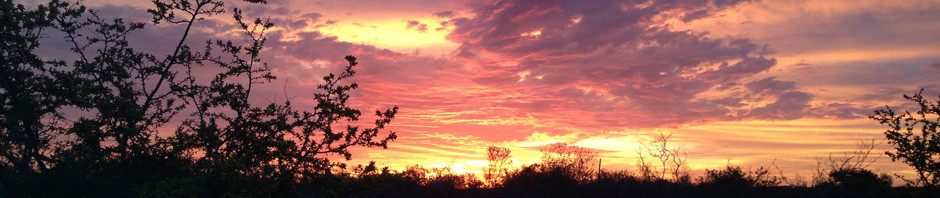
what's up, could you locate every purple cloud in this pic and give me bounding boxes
[406,20,428,32]
[746,77,796,95]
[433,11,455,18]
[443,0,812,128]
[746,91,813,120]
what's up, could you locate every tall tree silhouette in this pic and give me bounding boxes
[484,146,511,186]
[871,89,940,187]
[0,0,397,196]
[636,131,688,182]
[0,0,81,177]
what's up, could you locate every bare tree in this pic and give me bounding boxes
[635,147,657,181]
[484,146,512,187]
[637,131,689,182]
[539,143,597,182]
[811,139,878,183]
[772,159,808,187]
[829,139,879,171]
[811,139,890,187]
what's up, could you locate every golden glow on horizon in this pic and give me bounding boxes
[342,118,916,184]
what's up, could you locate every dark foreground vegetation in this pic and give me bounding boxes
[287,166,925,198]
[274,141,932,198]
[3,0,940,197]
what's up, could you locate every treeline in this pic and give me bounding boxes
[259,141,930,198]
[160,141,923,198]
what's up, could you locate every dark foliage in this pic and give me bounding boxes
[538,142,598,183]
[871,89,940,187]
[815,168,893,198]
[1,0,397,196]
[501,164,582,197]
[697,165,779,197]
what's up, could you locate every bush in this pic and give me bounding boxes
[698,165,779,197]
[816,168,893,198]
[501,164,581,197]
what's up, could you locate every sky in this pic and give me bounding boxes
[46,0,940,182]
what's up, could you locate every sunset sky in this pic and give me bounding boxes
[50,0,940,180]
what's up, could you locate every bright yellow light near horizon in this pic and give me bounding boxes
[314,18,459,55]
[345,117,905,183]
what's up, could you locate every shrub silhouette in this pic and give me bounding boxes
[816,168,892,197]
[827,168,892,188]
[698,165,779,197]
[501,164,581,198]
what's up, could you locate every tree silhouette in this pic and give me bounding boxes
[539,142,597,183]
[484,145,511,187]
[871,89,940,187]
[636,131,689,182]
[0,0,79,177]
[0,0,397,196]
